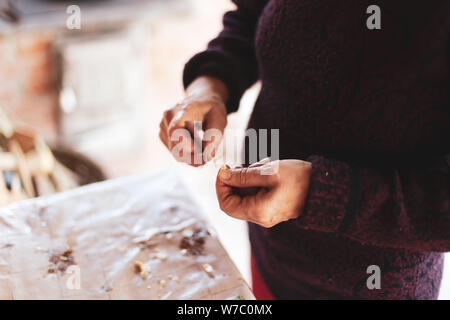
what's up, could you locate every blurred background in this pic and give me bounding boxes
[0,0,255,284]
[0,0,448,299]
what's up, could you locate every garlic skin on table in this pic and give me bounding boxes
[202,263,214,278]
[153,250,168,261]
[134,260,151,280]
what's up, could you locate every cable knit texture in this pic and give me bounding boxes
[184,0,450,299]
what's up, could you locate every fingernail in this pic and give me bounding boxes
[219,165,231,179]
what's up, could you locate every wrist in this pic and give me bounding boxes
[186,76,228,103]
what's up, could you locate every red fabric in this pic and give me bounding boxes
[251,256,274,300]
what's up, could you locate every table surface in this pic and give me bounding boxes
[0,169,254,300]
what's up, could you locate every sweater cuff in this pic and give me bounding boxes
[296,155,361,234]
[183,51,242,114]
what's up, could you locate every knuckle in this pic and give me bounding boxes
[219,199,233,215]
[273,171,281,183]
[239,168,248,185]
[261,222,271,228]
[254,210,274,228]
[158,131,166,143]
[253,211,265,223]
[271,161,281,175]
[218,201,227,212]
[258,219,271,228]
[163,109,172,120]
[261,217,275,228]
[261,217,271,227]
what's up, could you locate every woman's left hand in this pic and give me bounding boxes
[215,159,312,228]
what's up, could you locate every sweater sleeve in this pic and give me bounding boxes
[183,0,268,113]
[296,154,450,252]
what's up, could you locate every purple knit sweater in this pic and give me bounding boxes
[183,0,450,299]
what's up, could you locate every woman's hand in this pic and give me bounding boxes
[216,159,312,228]
[159,76,228,166]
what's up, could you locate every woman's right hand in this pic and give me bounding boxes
[159,76,228,167]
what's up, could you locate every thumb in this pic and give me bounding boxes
[218,165,278,188]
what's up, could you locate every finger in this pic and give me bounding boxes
[204,107,227,133]
[217,165,278,188]
[159,119,168,143]
[202,110,226,159]
[185,120,204,153]
[168,118,203,156]
[170,130,205,166]
[172,150,204,167]
[202,132,222,162]
[159,130,169,148]
[215,174,260,223]
[167,109,190,149]
[169,128,205,167]
[167,108,192,137]
[163,109,174,128]
[159,117,167,131]
[160,115,168,135]
[168,125,195,155]
[183,121,205,166]
[249,157,271,168]
[237,186,260,197]
[231,164,261,196]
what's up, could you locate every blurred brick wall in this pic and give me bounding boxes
[0,0,234,144]
[0,31,59,139]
